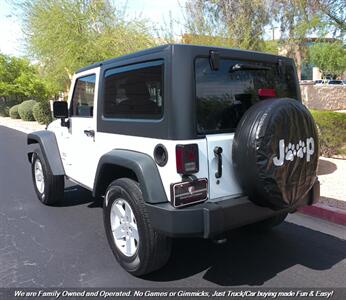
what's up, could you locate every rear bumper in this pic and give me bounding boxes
[146,179,320,238]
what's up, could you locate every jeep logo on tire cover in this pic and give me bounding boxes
[273,137,315,166]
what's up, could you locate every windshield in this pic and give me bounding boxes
[195,58,298,134]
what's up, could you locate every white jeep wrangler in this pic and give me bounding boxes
[27,44,320,276]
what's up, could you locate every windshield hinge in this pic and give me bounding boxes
[209,50,220,71]
[278,59,284,76]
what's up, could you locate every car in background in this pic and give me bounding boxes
[328,80,344,85]
[314,79,330,85]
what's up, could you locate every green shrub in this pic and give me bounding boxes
[0,103,10,117]
[9,104,20,119]
[3,106,10,117]
[18,100,37,121]
[33,101,52,125]
[310,110,346,157]
[0,102,6,117]
[0,100,19,117]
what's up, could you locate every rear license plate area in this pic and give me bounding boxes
[170,178,208,208]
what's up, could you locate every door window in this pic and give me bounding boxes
[71,74,96,117]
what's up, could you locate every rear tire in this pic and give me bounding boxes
[31,152,64,205]
[103,178,172,276]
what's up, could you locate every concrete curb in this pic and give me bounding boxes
[299,203,346,226]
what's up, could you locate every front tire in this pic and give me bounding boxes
[103,178,171,276]
[31,152,64,205]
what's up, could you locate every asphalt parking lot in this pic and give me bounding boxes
[0,126,345,288]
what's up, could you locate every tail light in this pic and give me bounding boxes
[176,144,199,175]
[258,88,276,98]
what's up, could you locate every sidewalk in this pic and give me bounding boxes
[299,157,346,225]
[0,116,45,133]
[318,157,346,209]
[0,116,345,225]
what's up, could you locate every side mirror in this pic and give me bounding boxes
[53,101,69,127]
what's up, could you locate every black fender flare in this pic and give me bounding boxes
[27,130,65,176]
[93,149,168,204]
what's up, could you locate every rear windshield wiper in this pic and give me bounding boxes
[230,63,271,72]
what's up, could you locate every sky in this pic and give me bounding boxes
[0,0,187,57]
[0,0,284,58]
[126,0,186,26]
[0,1,24,56]
[0,0,283,57]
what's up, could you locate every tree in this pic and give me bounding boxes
[19,0,156,93]
[0,53,49,102]
[182,0,270,51]
[270,0,321,79]
[311,0,346,36]
[271,0,346,79]
[309,42,346,77]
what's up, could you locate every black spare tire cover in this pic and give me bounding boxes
[232,98,318,210]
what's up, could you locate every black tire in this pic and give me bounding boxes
[103,178,172,276]
[252,213,288,232]
[31,152,64,205]
[232,98,319,210]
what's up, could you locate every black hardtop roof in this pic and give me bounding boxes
[76,44,170,73]
[76,43,291,74]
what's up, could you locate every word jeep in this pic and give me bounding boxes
[27,44,320,276]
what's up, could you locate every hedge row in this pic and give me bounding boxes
[0,100,20,117]
[6,100,53,125]
[310,110,346,157]
[18,100,37,121]
[9,105,20,119]
[33,101,52,125]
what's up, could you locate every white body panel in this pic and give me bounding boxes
[50,68,100,188]
[50,122,211,201]
[94,133,209,200]
[205,133,243,200]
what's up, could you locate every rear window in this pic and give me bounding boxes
[195,58,298,134]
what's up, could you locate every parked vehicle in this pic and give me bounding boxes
[315,79,331,84]
[328,80,344,85]
[27,44,320,276]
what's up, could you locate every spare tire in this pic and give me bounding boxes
[232,98,318,210]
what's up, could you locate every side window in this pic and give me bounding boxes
[71,74,96,117]
[103,62,163,119]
